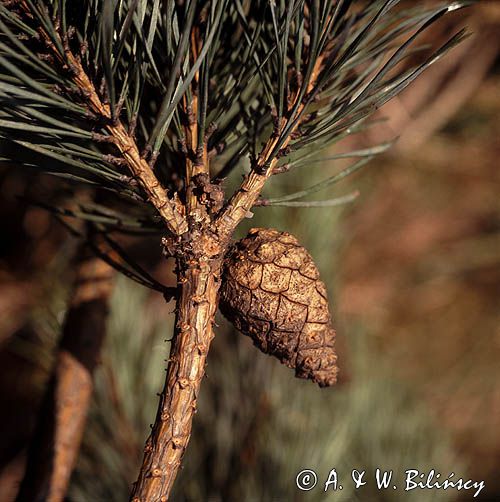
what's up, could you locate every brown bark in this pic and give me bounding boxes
[69,64,188,237]
[131,256,222,501]
[16,250,114,502]
[18,2,188,237]
[131,54,326,500]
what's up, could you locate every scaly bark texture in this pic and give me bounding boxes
[16,250,114,502]
[131,255,222,501]
[69,59,188,237]
[220,228,338,387]
[132,55,325,499]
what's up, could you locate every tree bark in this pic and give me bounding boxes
[16,250,114,502]
[131,41,325,502]
[131,255,222,501]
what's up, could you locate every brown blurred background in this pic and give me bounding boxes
[0,2,499,501]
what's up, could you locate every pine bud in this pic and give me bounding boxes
[220,228,338,387]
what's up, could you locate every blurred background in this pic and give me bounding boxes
[0,2,499,501]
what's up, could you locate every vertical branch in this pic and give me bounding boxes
[132,41,327,501]
[131,256,222,501]
[16,247,115,502]
[183,26,210,220]
[132,23,221,501]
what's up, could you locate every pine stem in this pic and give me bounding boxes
[131,53,326,499]
[131,256,222,501]
[16,249,114,502]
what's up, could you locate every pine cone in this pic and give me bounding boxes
[219,228,338,387]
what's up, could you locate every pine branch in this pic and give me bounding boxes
[1,1,188,235]
[215,48,327,238]
[0,1,476,500]
[62,40,188,235]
